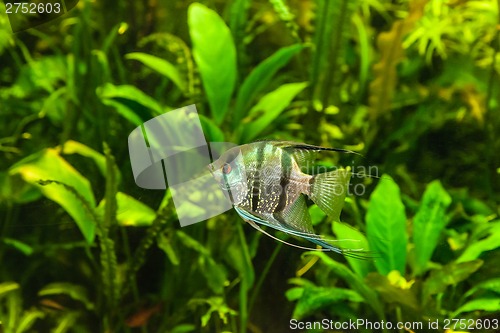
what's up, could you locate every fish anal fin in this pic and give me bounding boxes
[273,195,314,234]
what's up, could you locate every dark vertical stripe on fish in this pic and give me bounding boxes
[275,149,291,212]
[251,142,266,211]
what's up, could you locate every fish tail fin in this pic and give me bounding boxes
[309,168,351,221]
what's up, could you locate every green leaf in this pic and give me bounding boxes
[59,140,107,178]
[423,259,483,301]
[458,222,500,262]
[188,3,237,124]
[366,175,407,275]
[452,298,500,317]
[157,232,180,266]
[177,231,227,293]
[413,180,452,275]
[333,222,373,278]
[464,278,500,299]
[365,272,419,310]
[113,192,156,227]
[233,44,305,125]
[126,52,186,92]
[2,238,33,256]
[306,252,384,319]
[97,83,163,124]
[240,82,308,142]
[0,282,20,297]
[199,114,225,142]
[9,149,97,243]
[171,324,196,333]
[292,285,363,319]
[38,282,94,311]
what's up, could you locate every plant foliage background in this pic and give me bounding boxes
[0,0,499,332]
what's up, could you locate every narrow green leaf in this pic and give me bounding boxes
[233,44,305,124]
[306,252,384,320]
[464,278,500,299]
[188,3,237,124]
[413,180,452,275]
[177,231,228,293]
[458,222,500,262]
[240,82,308,142]
[9,149,96,243]
[0,282,20,297]
[38,282,94,310]
[292,285,363,319]
[366,175,407,275]
[126,52,186,92]
[452,298,500,317]
[423,259,483,301]
[15,310,45,333]
[2,238,33,256]
[157,232,180,266]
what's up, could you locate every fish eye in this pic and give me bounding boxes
[222,163,232,174]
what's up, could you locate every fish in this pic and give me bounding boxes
[208,140,372,259]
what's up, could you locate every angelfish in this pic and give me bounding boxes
[208,141,368,258]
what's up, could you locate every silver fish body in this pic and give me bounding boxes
[209,141,365,257]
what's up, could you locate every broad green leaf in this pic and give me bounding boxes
[365,272,418,310]
[38,282,94,310]
[97,192,155,227]
[188,3,237,124]
[0,171,41,204]
[126,52,186,92]
[423,259,483,301]
[366,175,407,275]
[309,204,326,226]
[100,99,144,126]
[458,222,500,262]
[116,192,155,227]
[233,44,305,125]
[97,83,163,124]
[9,149,96,243]
[306,252,384,319]
[452,298,500,317]
[59,140,107,178]
[413,180,452,275]
[292,285,363,319]
[240,82,308,142]
[199,114,225,142]
[333,222,373,278]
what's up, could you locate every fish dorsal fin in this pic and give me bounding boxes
[278,142,360,171]
[309,168,351,221]
[273,195,314,234]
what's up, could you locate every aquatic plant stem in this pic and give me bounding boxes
[248,242,283,317]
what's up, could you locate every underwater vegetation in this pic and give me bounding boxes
[0,0,499,332]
